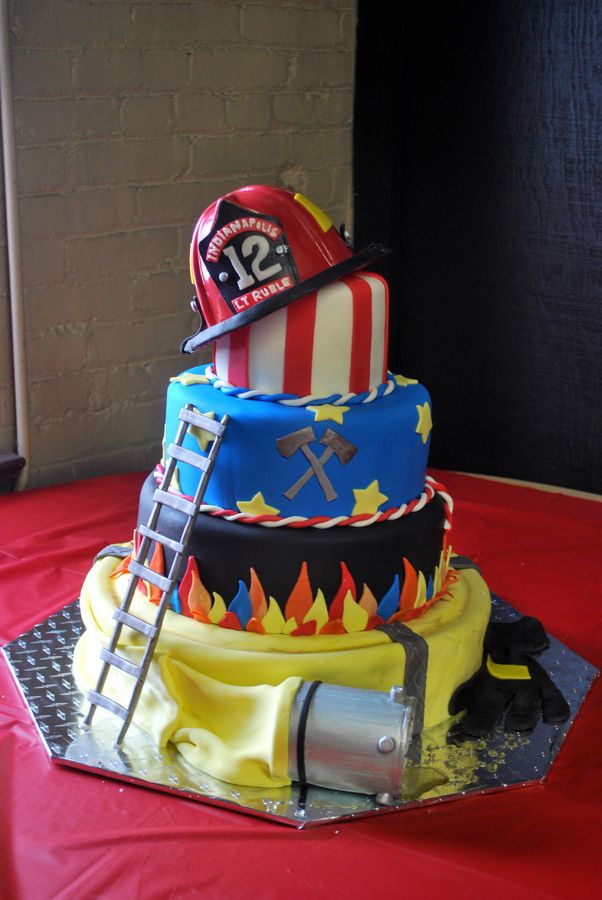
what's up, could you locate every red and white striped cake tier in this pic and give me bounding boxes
[213,271,389,396]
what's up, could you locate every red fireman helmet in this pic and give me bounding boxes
[182,185,389,352]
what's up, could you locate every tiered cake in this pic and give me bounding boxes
[74,187,491,789]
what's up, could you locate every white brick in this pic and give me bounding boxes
[15,98,120,145]
[78,48,190,93]
[11,1,131,48]
[87,312,193,367]
[190,132,290,177]
[66,227,180,280]
[134,183,205,226]
[27,329,88,379]
[21,239,66,286]
[30,373,90,421]
[293,49,355,88]
[130,269,191,314]
[242,6,340,47]
[175,93,226,134]
[191,48,290,90]
[122,96,175,136]
[273,92,315,125]
[11,49,72,98]
[20,188,138,241]
[225,94,272,130]
[130,2,240,47]
[68,137,189,186]
[17,146,66,193]
[314,91,353,126]
[289,129,352,166]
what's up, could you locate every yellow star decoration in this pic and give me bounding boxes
[170,373,210,386]
[394,373,418,387]
[415,402,433,444]
[237,492,280,516]
[352,480,389,515]
[189,408,216,452]
[307,404,349,425]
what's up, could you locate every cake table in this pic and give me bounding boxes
[1,470,600,898]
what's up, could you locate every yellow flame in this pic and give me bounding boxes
[262,597,286,634]
[414,572,427,609]
[208,592,227,624]
[342,591,369,633]
[283,617,298,635]
[302,589,329,633]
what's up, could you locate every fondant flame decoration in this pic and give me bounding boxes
[113,541,458,635]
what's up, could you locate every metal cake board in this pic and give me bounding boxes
[2,595,598,828]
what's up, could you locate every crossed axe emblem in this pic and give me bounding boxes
[276,427,357,502]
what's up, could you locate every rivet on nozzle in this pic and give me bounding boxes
[377,735,396,754]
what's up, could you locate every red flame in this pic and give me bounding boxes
[328,562,356,620]
[219,611,242,631]
[319,619,346,635]
[291,621,317,637]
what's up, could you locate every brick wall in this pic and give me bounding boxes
[2,0,356,487]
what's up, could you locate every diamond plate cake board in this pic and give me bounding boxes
[1,595,597,828]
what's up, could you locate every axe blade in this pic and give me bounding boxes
[320,429,358,465]
[276,426,316,458]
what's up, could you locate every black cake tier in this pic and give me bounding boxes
[138,474,448,610]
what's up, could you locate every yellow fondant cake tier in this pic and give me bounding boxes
[73,556,490,789]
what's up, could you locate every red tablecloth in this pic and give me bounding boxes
[1,471,600,899]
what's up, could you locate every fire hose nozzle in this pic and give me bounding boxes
[288,682,415,801]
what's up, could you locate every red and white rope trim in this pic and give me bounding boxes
[153,469,453,530]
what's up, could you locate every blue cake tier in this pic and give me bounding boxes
[163,368,433,520]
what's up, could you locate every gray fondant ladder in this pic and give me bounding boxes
[84,404,230,745]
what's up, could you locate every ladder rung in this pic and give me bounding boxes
[153,489,197,517]
[86,406,230,744]
[137,524,184,555]
[87,690,129,720]
[128,559,173,593]
[167,443,211,472]
[100,648,143,679]
[113,608,157,639]
[179,408,224,435]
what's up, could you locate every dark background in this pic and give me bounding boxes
[354,0,600,493]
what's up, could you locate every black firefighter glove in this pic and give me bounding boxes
[449,616,570,738]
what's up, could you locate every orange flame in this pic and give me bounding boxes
[110,551,132,581]
[145,541,165,605]
[180,556,212,622]
[398,558,417,612]
[358,583,377,616]
[246,617,266,635]
[285,562,313,623]
[390,565,459,624]
[249,567,268,619]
